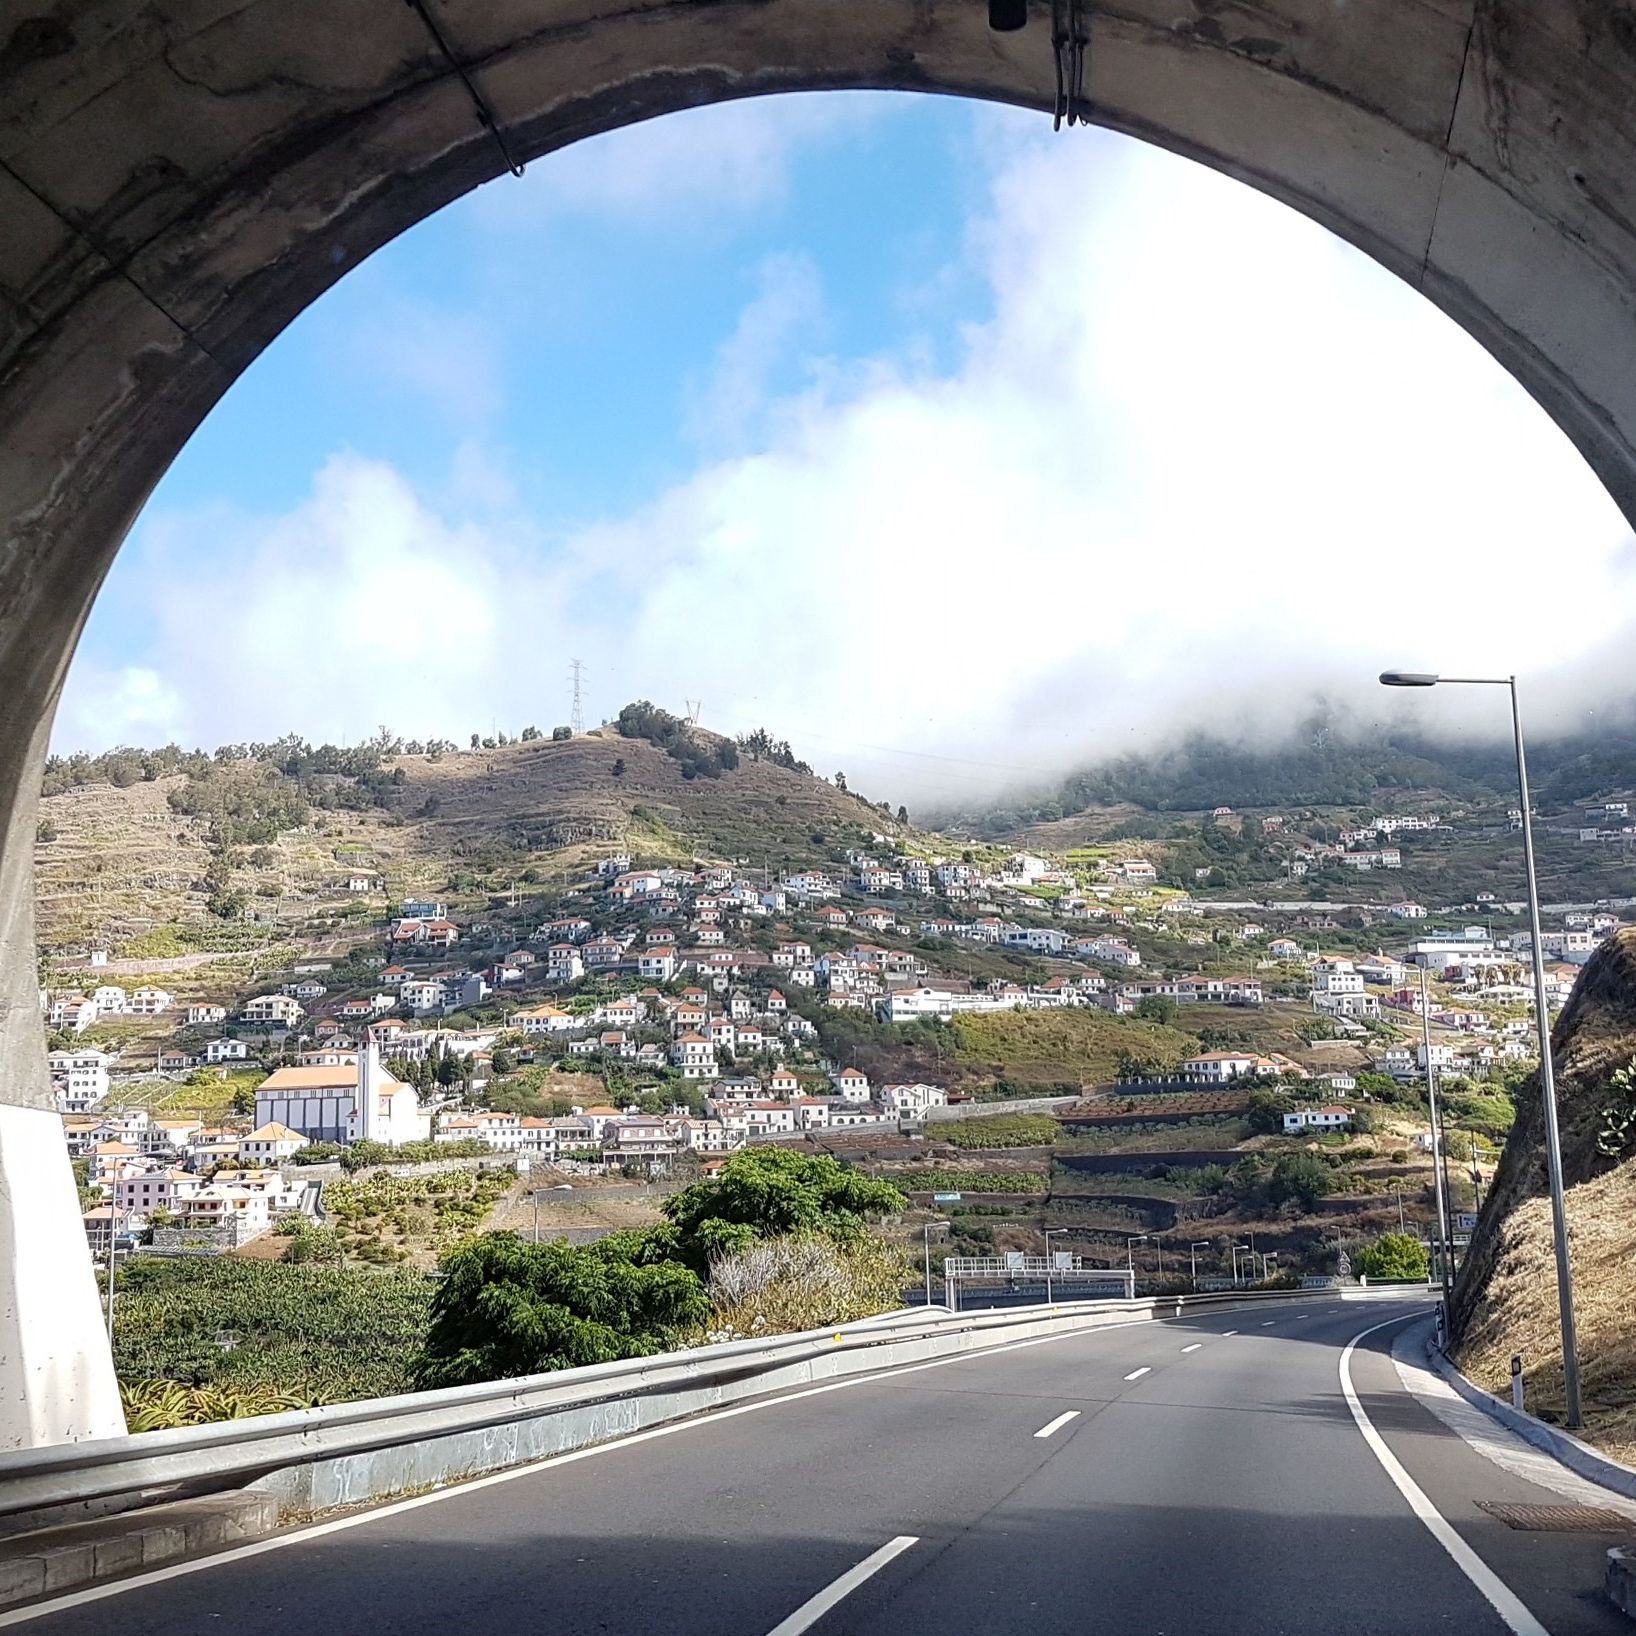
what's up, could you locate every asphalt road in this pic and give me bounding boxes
[11,1298,1632,1635]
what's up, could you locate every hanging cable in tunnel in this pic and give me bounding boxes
[402,0,526,177]
[1051,0,1091,130]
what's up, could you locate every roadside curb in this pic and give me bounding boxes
[1424,1334,1636,1504]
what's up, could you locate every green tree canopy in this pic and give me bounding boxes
[1356,1231,1430,1282]
[412,1233,710,1388]
[660,1148,906,1272]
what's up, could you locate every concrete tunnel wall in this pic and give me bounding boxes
[3,0,1636,1445]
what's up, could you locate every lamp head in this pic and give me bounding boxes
[1380,671,1439,688]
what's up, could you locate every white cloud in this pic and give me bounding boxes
[683,252,826,452]
[64,117,1636,809]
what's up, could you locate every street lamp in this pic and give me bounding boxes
[531,1184,573,1244]
[924,1220,950,1311]
[1231,1242,1250,1286]
[1126,1234,1150,1297]
[1190,1240,1211,1286]
[1418,965,1456,1310]
[1381,669,1582,1427]
[1043,1228,1068,1305]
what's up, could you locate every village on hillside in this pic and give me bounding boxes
[46,799,1624,1262]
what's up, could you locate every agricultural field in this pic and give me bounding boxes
[318,1166,513,1265]
[952,1008,1196,1088]
[111,1258,434,1404]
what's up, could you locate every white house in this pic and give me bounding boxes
[186,1003,228,1026]
[238,1121,310,1165]
[205,1036,249,1065]
[129,986,173,1015]
[1180,1051,1262,1084]
[242,993,303,1028]
[832,1068,870,1102]
[48,1048,111,1113]
[1282,1106,1354,1134]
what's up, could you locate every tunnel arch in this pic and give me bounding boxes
[4,0,1636,1444]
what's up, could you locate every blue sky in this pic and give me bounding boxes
[61,92,1636,806]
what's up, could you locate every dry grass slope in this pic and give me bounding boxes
[1452,928,1636,1452]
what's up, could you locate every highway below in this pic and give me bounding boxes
[9,1297,1632,1635]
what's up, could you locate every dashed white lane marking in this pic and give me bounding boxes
[1261,1320,1277,1327]
[1222,1330,1238,1337]
[765,1536,919,1636]
[1181,1344,1202,1354]
[1034,1411,1081,1439]
[1341,1316,1548,1636]
[1124,1367,1151,1381]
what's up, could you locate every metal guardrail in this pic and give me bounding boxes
[0,1288,1338,1526]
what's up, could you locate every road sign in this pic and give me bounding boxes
[933,1192,962,1203]
[1455,1213,1478,1232]
[1337,1252,1353,1278]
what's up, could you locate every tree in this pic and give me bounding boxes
[34,817,57,843]
[1133,995,1176,1026]
[1356,1231,1430,1282]
[896,806,908,825]
[552,726,572,741]
[1265,1149,1334,1210]
[471,733,481,749]
[660,1147,905,1272]
[612,757,626,778]
[411,1233,710,1387]
[834,771,848,791]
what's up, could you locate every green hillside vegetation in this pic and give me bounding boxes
[937,719,1636,833]
[953,1008,1197,1087]
[33,716,909,961]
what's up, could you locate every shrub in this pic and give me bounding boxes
[411,1233,710,1388]
[704,1236,911,1341]
[1356,1231,1430,1283]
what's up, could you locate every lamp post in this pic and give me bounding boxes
[1381,669,1582,1428]
[531,1183,573,1244]
[1190,1240,1210,1287]
[1418,965,1456,1310]
[1126,1234,1148,1296]
[1044,1228,1067,1304]
[1231,1242,1250,1286]
[924,1220,950,1310]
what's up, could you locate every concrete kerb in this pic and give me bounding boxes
[1424,1335,1636,1505]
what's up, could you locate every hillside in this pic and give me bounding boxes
[943,729,1636,907]
[1451,929,1636,1449]
[33,728,904,962]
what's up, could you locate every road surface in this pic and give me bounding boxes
[9,1299,1630,1634]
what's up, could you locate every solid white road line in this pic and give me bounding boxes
[1034,1410,1081,1439]
[1180,1344,1202,1354]
[764,1537,919,1636]
[1340,1316,1548,1636]
[1222,1330,1238,1337]
[1124,1367,1151,1381]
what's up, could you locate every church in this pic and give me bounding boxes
[253,1045,431,1148]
